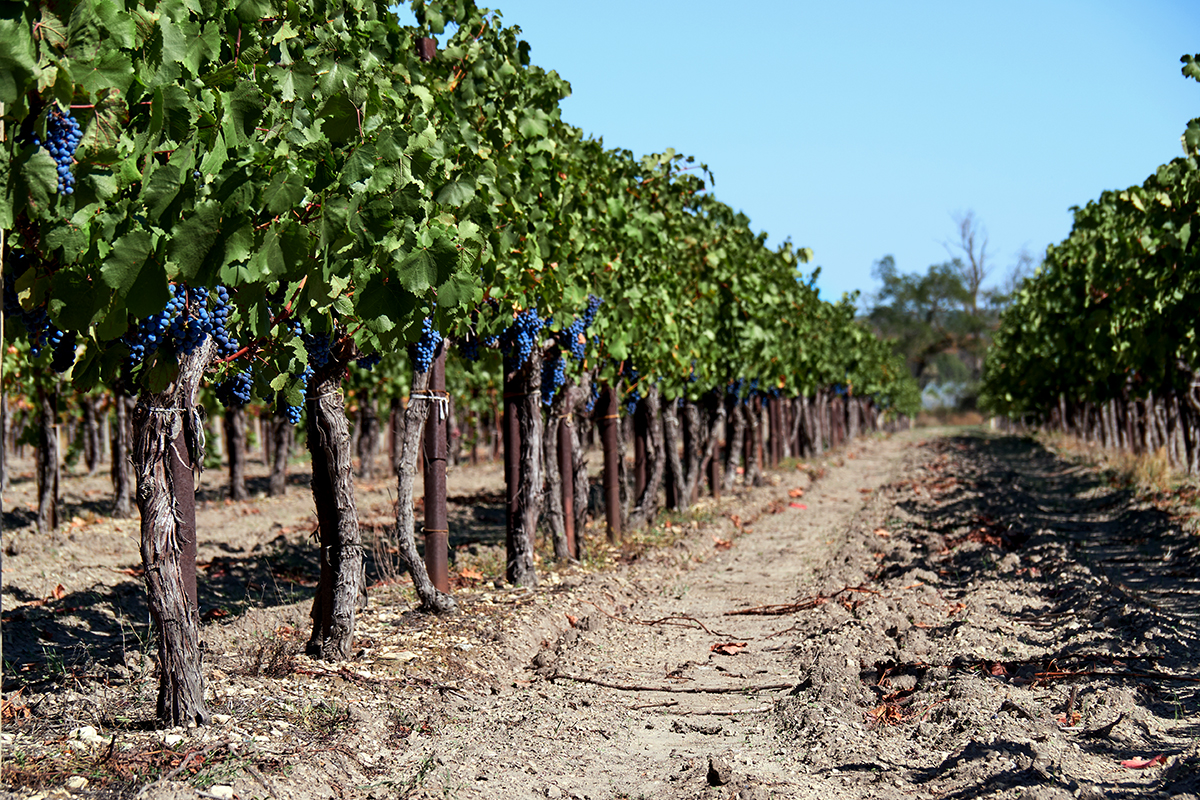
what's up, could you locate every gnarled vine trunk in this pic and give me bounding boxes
[131,340,214,726]
[305,369,366,660]
[36,386,59,534]
[628,387,665,531]
[224,405,249,501]
[268,410,290,496]
[390,369,456,614]
[112,383,135,518]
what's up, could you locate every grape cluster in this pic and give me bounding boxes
[500,308,544,369]
[50,331,77,373]
[30,109,82,196]
[413,317,442,374]
[127,288,182,364]
[303,331,333,370]
[540,352,567,406]
[211,285,238,357]
[553,294,603,362]
[280,364,314,424]
[216,368,253,407]
[356,353,381,370]
[123,283,238,364]
[621,362,641,416]
[4,257,67,361]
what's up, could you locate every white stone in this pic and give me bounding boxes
[163,733,185,746]
[70,726,98,741]
[212,713,232,724]
[65,776,88,790]
[66,740,90,753]
[207,785,235,799]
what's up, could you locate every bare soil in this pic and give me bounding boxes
[2,429,1199,800]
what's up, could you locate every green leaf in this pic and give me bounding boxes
[73,50,135,97]
[222,81,265,147]
[14,146,59,215]
[101,230,154,293]
[125,258,170,319]
[356,271,416,334]
[0,15,38,106]
[435,178,475,207]
[394,237,458,294]
[49,268,105,330]
[145,351,180,393]
[264,169,307,215]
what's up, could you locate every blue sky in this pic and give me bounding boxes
[401,1,1199,303]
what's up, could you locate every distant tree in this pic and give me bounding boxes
[864,213,1033,404]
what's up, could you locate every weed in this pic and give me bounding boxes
[239,636,298,679]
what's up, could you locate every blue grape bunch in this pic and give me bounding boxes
[4,256,68,360]
[211,285,238,357]
[356,353,381,370]
[500,307,544,369]
[584,381,600,414]
[126,285,185,364]
[280,364,314,424]
[302,331,333,370]
[413,317,442,373]
[30,108,83,196]
[540,352,567,405]
[620,361,641,416]
[552,295,602,362]
[216,368,254,407]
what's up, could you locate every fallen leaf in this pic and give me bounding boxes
[874,528,891,537]
[712,537,733,550]
[458,568,484,581]
[989,662,1008,677]
[859,488,871,494]
[566,614,578,627]
[788,488,805,498]
[789,503,807,510]
[710,642,747,656]
[49,584,66,601]
[1120,755,1166,769]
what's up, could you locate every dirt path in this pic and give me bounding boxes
[3,430,1199,800]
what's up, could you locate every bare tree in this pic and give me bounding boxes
[946,211,991,314]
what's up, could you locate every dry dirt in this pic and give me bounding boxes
[2,428,1199,800]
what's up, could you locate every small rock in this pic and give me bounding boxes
[207,785,235,799]
[546,786,563,799]
[71,726,98,741]
[66,740,90,753]
[212,714,232,724]
[163,733,185,747]
[65,776,88,790]
[708,755,734,786]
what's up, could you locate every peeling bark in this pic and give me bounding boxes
[112,383,135,518]
[305,367,366,661]
[514,347,544,583]
[628,387,664,531]
[268,410,289,496]
[357,395,381,479]
[224,406,249,501]
[132,339,214,726]
[543,372,570,560]
[36,386,58,534]
[391,370,457,613]
[663,398,686,511]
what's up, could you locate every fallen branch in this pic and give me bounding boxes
[1035,669,1200,684]
[552,671,795,694]
[725,585,880,616]
[585,600,737,637]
